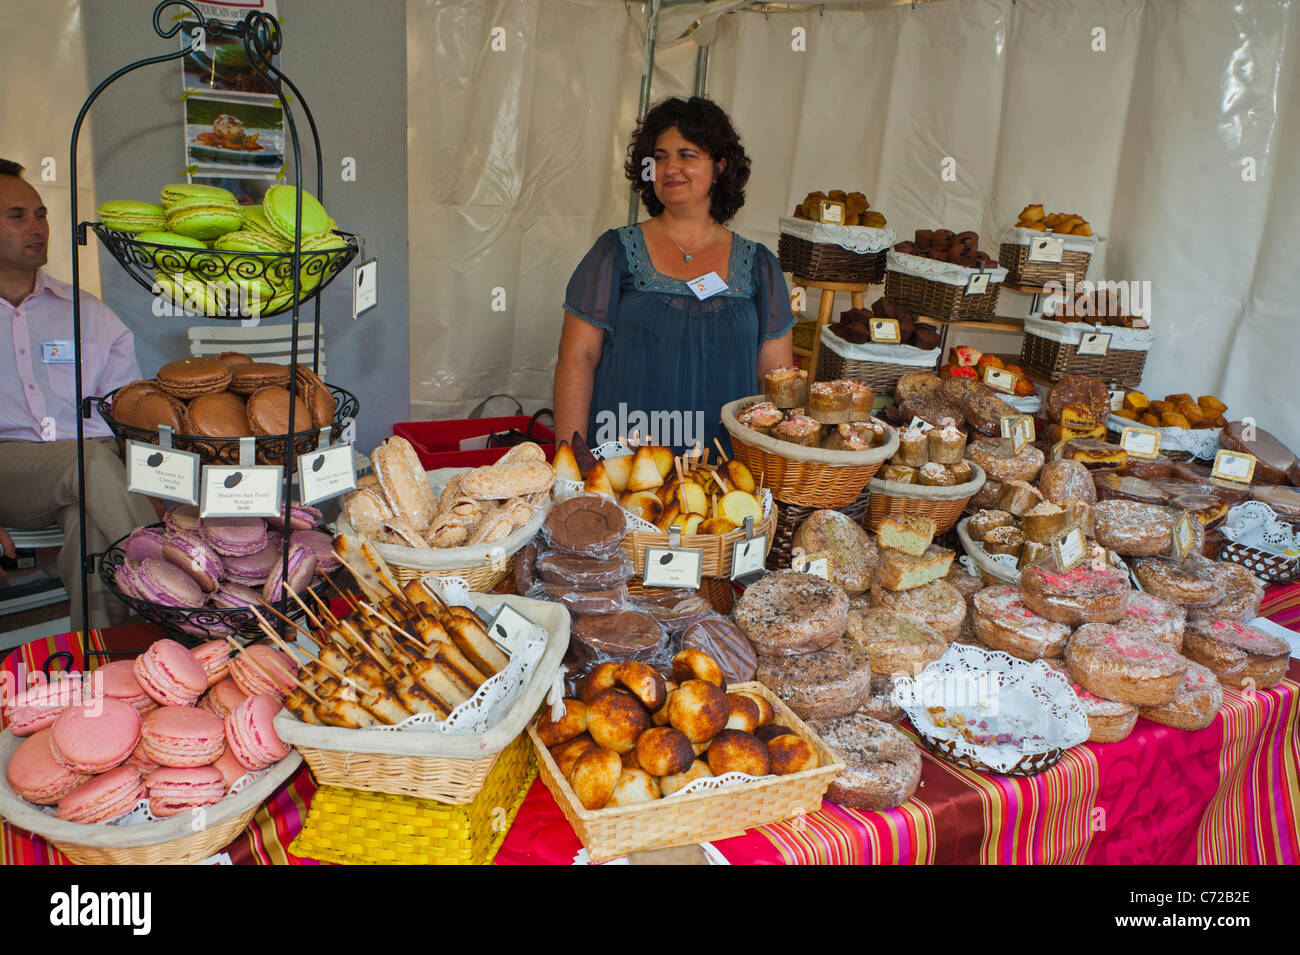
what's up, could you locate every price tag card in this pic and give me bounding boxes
[643,547,703,589]
[126,440,200,505]
[869,318,901,343]
[818,199,846,225]
[1120,426,1162,460]
[1051,439,1070,461]
[982,366,1017,394]
[1171,512,1196,562]
[200,465,283,518]
[1027,235,1065,263]
[1051,524,1088,573]
[907,416,935,433]
[297,443,357,506]
[353,258,378,318]
[484,604,536,655]
[792,549,832,580]
[965,272,991,296]
[1077,331,1111,356]
[999,414,1033,454]
[1211,450,1256,485]
[730,533,769,580]
[1110,389,1126,412]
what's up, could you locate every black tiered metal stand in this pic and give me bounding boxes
[68,2,354,639]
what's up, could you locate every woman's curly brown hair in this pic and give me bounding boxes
[623,97,751,224]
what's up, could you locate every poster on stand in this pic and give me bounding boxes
[184,95,284,173]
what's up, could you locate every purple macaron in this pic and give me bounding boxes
[132,558,205,608]
[123,526,167,563]
[290,530,340,573]
[163,505,202,535]
[162,532,224,593]
[266,502,322,531]
[201,517,270,557]
[221,543,284,586]
[262,545,318,603]
[209,582,265,609]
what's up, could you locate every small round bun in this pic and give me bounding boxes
[551,734,597,781]
[651,683,676,726]
[659,759,713,797]
[616,661,667,711]
[755,723,795,743]
[668,680,730,743]
[706,729,771,777]
[580,662,621,703]
[607,768,661,807]
[731,689,774,727]
[571,746,623,810]
[635,726,695,777]
[767,734,820,775]
[621,749,642,771]
[671,648,725,689]
[535,698,587,748]
[724,693,762,733]
[586,688,650,754]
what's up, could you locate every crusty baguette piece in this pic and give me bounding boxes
[445,606,511,674]
[371,436,438,530]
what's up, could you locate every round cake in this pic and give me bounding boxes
[791,510,879,595]
[1132,555,1227,609]
[1138,660,1223,730]
[1037,459,1098,506]
[972,584,1072,660]
[733,570,849,657]
[569,611,665,666]
[1186,563,1263,624]
[1090,500,1177,556]
[1045,661,1138,743]
[965,436,1044,484]
[1019,563,1130,625]
[859,674,904,723]
[754,632,871,720]
[1111,590,1186,649]
[1181,619,1290,689]
[869,578,966,642]
[1065,623,1189,706]
[543,495,627,558]
[806,712,921,812]
[846,608,947,678]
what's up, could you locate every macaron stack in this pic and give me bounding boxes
[2,637,295,826]
[98,183,348,318]
[112,506,331,626]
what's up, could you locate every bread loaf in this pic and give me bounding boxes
[754,633,872,720]
[792,510,880,595]
[733,571,849,657]
[806,713,921,811]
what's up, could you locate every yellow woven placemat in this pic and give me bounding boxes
[291,734,536,865]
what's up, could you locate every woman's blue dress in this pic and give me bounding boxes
[562,224,793,456]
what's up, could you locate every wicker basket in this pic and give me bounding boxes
[1018,318,1150,389]
[815,328,941,393]
[916,733,1069,776]
[0,737,301,865]
[529,681,844,862]
[766,490,872,571]
[864,462,987,534]
[721,396,899,509]
[276,594,569,804]
[954,517,1019,585]
[626,577,737,616]
[884,251,1006,322]
[1218,541,1300,583]
[778,233,886,284]
[289,734,536,865]
[619,503,777,581]
[997,241,1092,288]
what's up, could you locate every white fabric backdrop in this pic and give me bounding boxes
[411,0,1300,451]
[1,0,101,295]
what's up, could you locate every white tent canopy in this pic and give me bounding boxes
[408,0,1300,453]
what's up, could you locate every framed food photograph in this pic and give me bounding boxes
[184,95,285,172]
[180,15,279,98]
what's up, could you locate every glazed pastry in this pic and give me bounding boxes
[765,366,808,409]
[771,414,823,448]
[808,381,852,425]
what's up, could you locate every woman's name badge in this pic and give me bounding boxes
[688,271,729,300]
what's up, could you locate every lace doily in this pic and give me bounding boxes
[999,226,1102,253]
[1023,316,1153,350]
[893,643,1089,773]
[885,250,1009,288]
[1104,415,1221,459]
[1222,502,1300,556]
[819,325,939,365]
[778,216,896,253]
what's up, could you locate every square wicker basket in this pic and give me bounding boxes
[529,681,844,862]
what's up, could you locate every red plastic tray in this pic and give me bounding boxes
[394,416,556,470]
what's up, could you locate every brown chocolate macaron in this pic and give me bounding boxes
[295,365,336,428]
[130,392,187,431]
[246,386,313,437]
[182,391,253,438]
[228,363,292,396]
[109,380,163,424]
[154,357,232,399]
[214,351,254,369]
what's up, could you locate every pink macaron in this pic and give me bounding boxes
[6,729,89,805]
[140,706,226,768]
[261,545,318,603]
[123,525,167,563]
[92,660,154,712]
[48,698,142,775]
[144,766,227,817]
[129,558,205,609]
[4,680,84,736]
[134,638,209,707]
[224,694,290,771]
[290,529,341,573]
[210,748,251,793]
[209,581,265,609]
[55,765,146,824]
[220,544,283,587]
[228,644,298,700]
[200,677,249,720]
[201,517,270,557]
[266,501,322,531]
[190,641,232,687]
[125,738,162,774]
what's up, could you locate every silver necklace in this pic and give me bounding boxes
[662,220,718,263]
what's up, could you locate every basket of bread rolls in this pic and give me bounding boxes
[1018,291,1152,390]
[777,190,894,283]
[529,649,844,862]
[997,204,1098,288]
[339,438,554,591]
[552,439,777,579]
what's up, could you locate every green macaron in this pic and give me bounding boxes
[237,207,292,250]
[167,204,246,241]
[212,231,282,298]
[97,200,166,234]
[153,272,231,317]
[135,230,208,272]
[262,185,331,241]
[159,183,239,211]
[293,231,350,293]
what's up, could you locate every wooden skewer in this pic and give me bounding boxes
[713,437,730,463]
[254,598,316,641]
[323,573,361,611]
[361,601,425,650]
[225,637,323,704]
[418,578,453,615]
[283,588,324,631]
[712,467,733,494]
[307,589,341,627]
[249,607,347,684]
[341,620,401,680]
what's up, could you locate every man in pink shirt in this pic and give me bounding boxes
[0,159,157,628]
